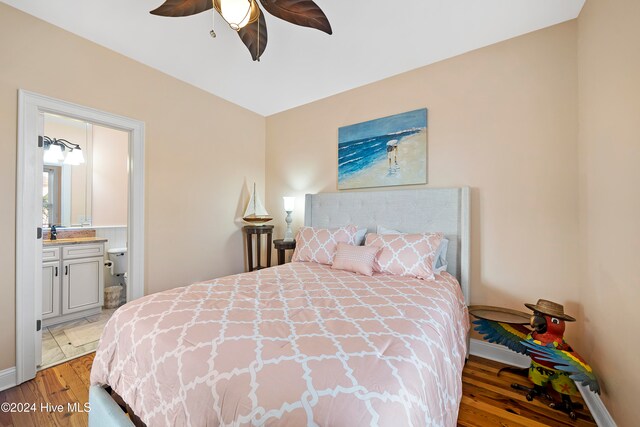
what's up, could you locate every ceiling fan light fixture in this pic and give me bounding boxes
[150,0,332,61]
[214,0,259,31]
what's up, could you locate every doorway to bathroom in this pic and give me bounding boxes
[39,112,130,369]
[16,91,145,385]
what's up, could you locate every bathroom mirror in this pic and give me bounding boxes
[42,113,92,228]
[42,113,130,229]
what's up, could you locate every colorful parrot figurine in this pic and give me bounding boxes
[469,299,600,420]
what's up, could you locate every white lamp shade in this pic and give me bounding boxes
[44,144,64,164]
[63,152,76,165]
[220,0,253,29]
[74,148,85,164]
[64,148,85,165]
[283,197,295,212]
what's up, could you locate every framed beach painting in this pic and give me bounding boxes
[337,108,428,190]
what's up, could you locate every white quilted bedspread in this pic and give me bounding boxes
[91,262,469,426]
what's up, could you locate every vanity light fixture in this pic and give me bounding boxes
[283,196,295,242]
[43,136,85,166]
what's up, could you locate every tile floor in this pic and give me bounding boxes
[40,308,116,370]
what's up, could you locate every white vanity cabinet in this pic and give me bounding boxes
[42,261,61,320]
[42,242,105,326]
[62,256,104,314]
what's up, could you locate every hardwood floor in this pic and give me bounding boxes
[0,353,94,427]
[0,353,595,426]
[460,356,596,427]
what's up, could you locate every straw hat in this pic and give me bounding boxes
[525,299,576,322]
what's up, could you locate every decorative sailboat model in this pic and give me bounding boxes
[243,183,273,225]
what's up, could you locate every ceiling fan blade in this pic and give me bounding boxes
[238,8,268,61]
[150,0,213,17]
[259,0,332,34]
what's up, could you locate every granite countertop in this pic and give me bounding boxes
[43,237,108,247]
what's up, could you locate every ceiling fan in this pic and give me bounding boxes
[150,0,332,61]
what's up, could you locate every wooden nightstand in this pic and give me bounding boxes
[244,225,274,272]
[273,239,296,265]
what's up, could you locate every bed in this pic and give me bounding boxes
[89,187,470,427]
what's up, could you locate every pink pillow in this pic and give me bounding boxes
[292,225,358,265]
[364,232,444,280]
[331,243,379,276]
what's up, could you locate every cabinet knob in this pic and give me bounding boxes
[65,266,68,275]
[55,266,58,277]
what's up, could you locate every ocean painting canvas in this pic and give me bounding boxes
[338,109,428,190]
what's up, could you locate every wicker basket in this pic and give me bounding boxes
[104,285,122,309]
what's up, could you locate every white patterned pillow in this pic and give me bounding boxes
[376,225,449,273]
[331,243,379,276]
[292,225,358,265]
[365,232,444,280]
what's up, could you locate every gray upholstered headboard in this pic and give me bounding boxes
[304,187,470,304]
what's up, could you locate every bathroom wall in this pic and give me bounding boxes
[92,125,128,227]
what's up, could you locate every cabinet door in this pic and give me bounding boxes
[42,261,61,320]
[62,256,104,315]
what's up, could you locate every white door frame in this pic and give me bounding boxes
[16,90,145,384]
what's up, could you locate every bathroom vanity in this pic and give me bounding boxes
[42,238,107,327]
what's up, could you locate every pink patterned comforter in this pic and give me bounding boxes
[91,262,469,426]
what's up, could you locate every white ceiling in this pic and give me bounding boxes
[3,0,585,116]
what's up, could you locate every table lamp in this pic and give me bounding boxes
[283,197,295,241]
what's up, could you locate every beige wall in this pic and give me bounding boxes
[0,3,265,370]
[577,0,640,424]
[266,21,582,344]
[92,124,128,227]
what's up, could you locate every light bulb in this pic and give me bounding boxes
[44,144,64,164]
[220,0,253,30]
[283,197,295,212]
[63,151,77,165]
[64,148,84,165]
[74,148,85,164]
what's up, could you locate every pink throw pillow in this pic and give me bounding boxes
[331,243,379,276]
[364,232,444,280]
[292,225,358,265]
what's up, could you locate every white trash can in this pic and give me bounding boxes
[104,285,122,309]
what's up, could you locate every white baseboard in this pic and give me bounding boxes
[0,366,17,392]
[469,338,530,368]
[469,338,616,427]
[576,383,617,427]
